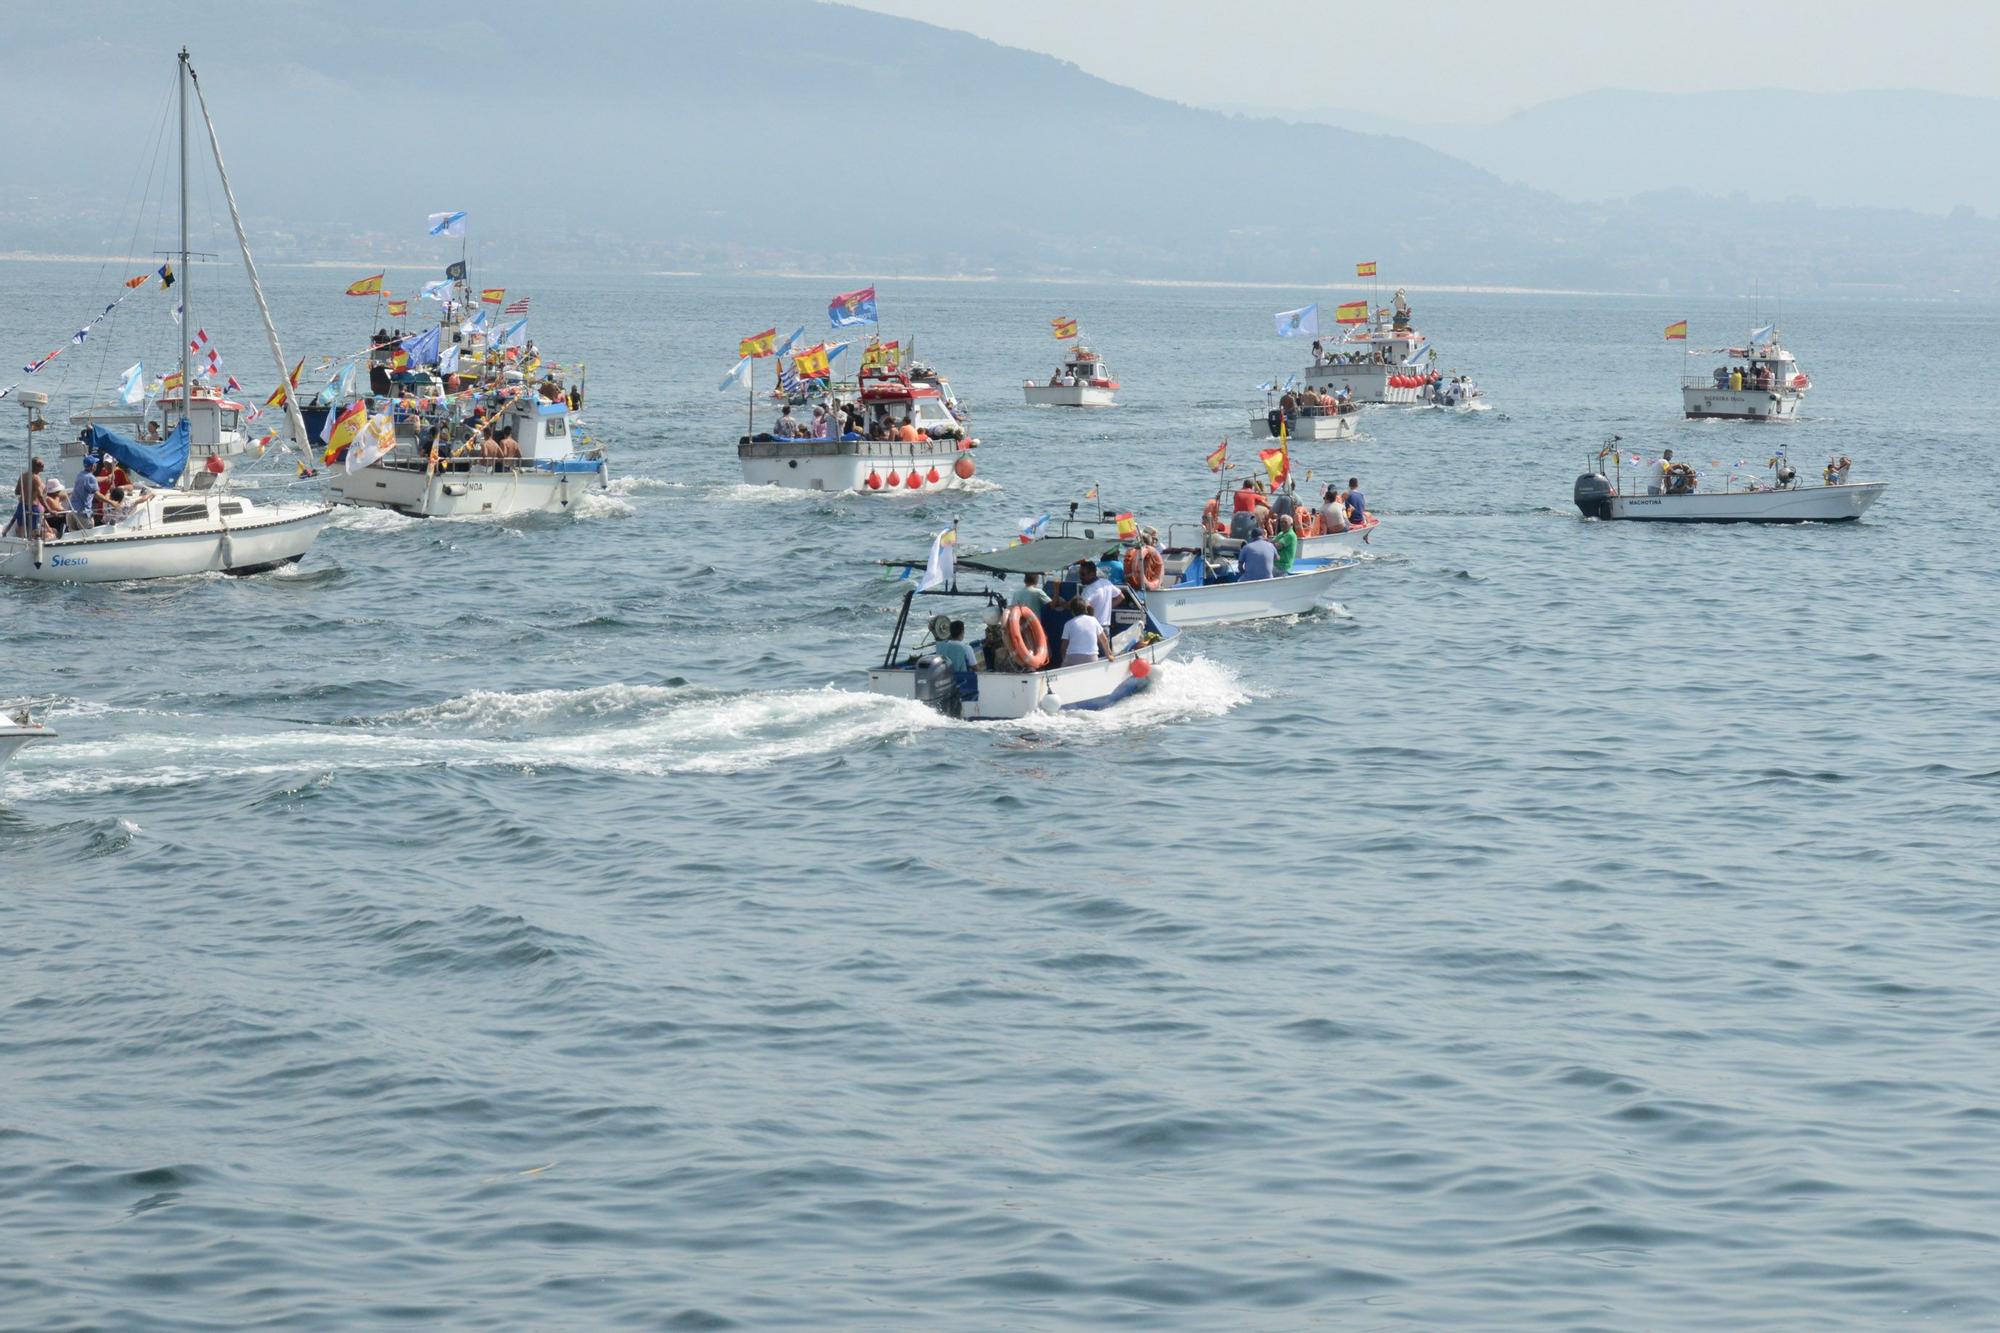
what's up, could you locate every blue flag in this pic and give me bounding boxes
[401,327,442,367]
[775,325,806,358]
[1274,304,1318,338]
[829,286,878,328]
[427,210,468,237]
[719,357,750,391]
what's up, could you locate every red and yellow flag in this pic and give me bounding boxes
[386,299,409,318]
[345,273,385,297]
[480,288,505,306]
[1356,261,1377,277]
[1115,512,1138,540]
[322,400,367,464]
[1259,443,1290,485]
[794,343,831,379]
[123,273,150,289]
[264,358,304,408]
[1051,317,1078,340]
[1334,300,1369,325]
[1664,319,1688,341]
[1206,440,1228,473]
[160,370,184,392]
[738,327,777,359]
[390,349,409,371]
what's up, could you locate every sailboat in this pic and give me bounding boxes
[1,48,330,583]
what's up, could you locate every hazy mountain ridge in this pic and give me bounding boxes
[0,3,1993,296]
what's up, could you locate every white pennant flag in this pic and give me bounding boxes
[918,526,958,592]
[345,413,399,473]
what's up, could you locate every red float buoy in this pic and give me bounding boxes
[866,470,882,489]
[905,470,923,489]
[926,466,941,484]
[953,455,975,480]
[1129,658,1152,679]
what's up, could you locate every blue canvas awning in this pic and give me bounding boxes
[85,420,189,487]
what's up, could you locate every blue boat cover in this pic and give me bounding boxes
[85,420,189,487]
[535,458,603,473]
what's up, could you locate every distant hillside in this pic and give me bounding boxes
[0,4,1995,296]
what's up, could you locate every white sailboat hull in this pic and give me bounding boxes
[1141,560,1354,627]
[867,633,1179,720]
[738,439,973,494]
[1249,411,1356,441]
[327,462,608,517]
[0,503,332,582]
[1024,382,1117,407]
[1601,483,1883,523]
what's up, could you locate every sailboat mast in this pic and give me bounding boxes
[178,47,192,429]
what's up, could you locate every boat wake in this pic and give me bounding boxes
[0,684,950,798]
[1004,655,1250,739]
[328,506,423,534]
[603,476,684,496]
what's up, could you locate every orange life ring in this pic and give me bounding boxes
[1004,605,1049,670]
[1123,546,1164,590]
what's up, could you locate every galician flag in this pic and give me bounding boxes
[426,210,468,237]
[117,362,146,407]
[1274,303,1318,337]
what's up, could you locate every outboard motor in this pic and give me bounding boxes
[911,655,962,718]
[1266,407,1284,438]
[1776,462,1797,488]
[1228,509,1260,541]
[1574,471,1615,519]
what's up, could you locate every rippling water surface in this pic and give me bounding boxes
[3,261,1998,1328]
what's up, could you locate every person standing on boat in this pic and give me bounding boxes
[8,458,53,539]
[69,456,100,531]
[1058,598,1110,666]
[1077,560,1124,631]
[1648,451,1673,497]
[1271,514,1299,575]
[774,407,802,438]
[1320,485,1350,533]
[1009,572,1052,614]
[1344,478,1366,526]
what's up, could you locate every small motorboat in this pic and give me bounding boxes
[0,709,54,771]
[1574,436,1884,523]
[869,536,1179,719]
[1140,552,1357,627]
[1024,343,1119,407]
[1248,394,1357,441]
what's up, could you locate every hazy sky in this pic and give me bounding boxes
[841,0,1998,121]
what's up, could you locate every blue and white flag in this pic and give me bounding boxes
[427,210,468,237]
[463,308,488,333]
[918,526,957,592]
[826,341,851,363]
[1748,323,1775,345]
[496,318,529,350]
[439,343,461,375]
[419,279,451,302]
[170,301,183,326]
[719,357,750,391]
[1274,303,1318,338]
[774,325,806,359]
[1019,513,1051,541]
[117,361,146,407]
[1401,341,1430,366]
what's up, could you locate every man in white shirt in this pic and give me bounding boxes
[1077,560,1122,629]
[1649,449,1674,496]
[1059,597,1110,665]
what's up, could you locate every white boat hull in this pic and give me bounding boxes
[1598,483,1883,523]
[1142,560,1354,627]
[738,439,974,494]
[866,632,1180,720]
[328,462,608,517]
[1024,383,1117,407]
[0,504,332,582]
[1297,517,1380,557]
[0,725,53,770]
[1682,387,1804,421]
[1249,411,1356,441]
[1301,364,1427,405]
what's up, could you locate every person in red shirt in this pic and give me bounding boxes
[1230,478,1260,514]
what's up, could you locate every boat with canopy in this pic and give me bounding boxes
[1574,436,1883,523]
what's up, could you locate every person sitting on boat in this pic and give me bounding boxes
[1320,485,1350,533]
[934,619,979,677]
[1231,478,1261,516]
[1344,478,1366,526]
[103,483,152,526]
[1057,597,1110,667]
[1269,488,1299,526]
[143,421,163,443]
[1272,513,1299,574]
[1237,528,1277,581]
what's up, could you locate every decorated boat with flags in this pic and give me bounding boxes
[1278,270,1466,406]
[738,348,977,495]
[0,707,55,772]
[1574,436,1882,523]
[1025,321,1119,407]
[1680,323,1810,421]
[2,49,330,584]
[870,533,1179,719]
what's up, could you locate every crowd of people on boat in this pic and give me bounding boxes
[7,453,154,539]
[1205,475,1366,546]
[1309,339,1403,367]
[1712,364,1779,392]
[765,399,959,444]
[1278,386,1354,419]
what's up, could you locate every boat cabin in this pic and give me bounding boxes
[1044,345,1115,386]
[500,397,578,461]
[859,368,963,436]
[65,387,249,464]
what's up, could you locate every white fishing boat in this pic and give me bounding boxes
[1141,554,1355,627]
[1574,438,1883,523]
[1187,478,1380,559]
[2,49,330,584]
[325,392,607,517]
[868,537,1179,719]
[1298,289,1459,406]
[1249,394,1358,441]
[1682,325,1810,421]
[0,710,54,771]
[1297,516,1379,557]
[1024,344,1120,407]
[739,363,977,494]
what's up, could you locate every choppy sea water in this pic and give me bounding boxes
[3,260,1998,1329]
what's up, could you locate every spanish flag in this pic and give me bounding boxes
[1051,317,1078,340]
[1356,261,1377,277]
[794,343,831,380]
[387,299,408,317]
[346,273,385,297]
[481,288,506,306]
[322,400,367,464]
[161,370,184,391]
[738,327,777,359]
[1259,443,1290,485]
[1115,512,1138,539]
[1664,319,1688,341]
[391,349,409,371]
[264,357,304,408]
[1206,440,1228,473]
[1334,300,1369,325]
